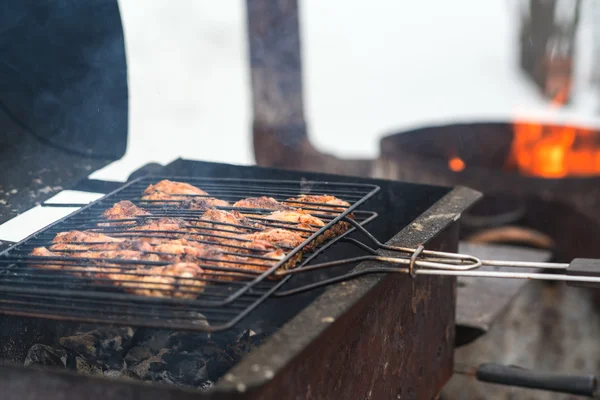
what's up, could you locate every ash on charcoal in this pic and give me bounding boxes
[198,380,215,391]
[32,326,274,389]
[24,344,66,369]
[74,356,103,376]
[103,368,140,381]
[60,327,134,370]
[128,348,169,380]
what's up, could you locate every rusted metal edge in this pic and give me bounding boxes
[216,186,482,392]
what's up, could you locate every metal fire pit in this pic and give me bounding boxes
[0,159,480,399]
[375,121,600,261]
[373,123,600,399]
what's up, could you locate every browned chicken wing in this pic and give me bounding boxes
[53,230,124,244]
[102,200,149,220]
[195,209,261,235]
[264,210,325,228]
[233,197,295,213]
[184,197,230,210]
[109,263,206,298]
[143,180,207,196]
[238,228,306,249]
[141,180,207,202]
[285,194,351,217]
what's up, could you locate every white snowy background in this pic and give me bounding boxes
[2,0,600,240]
[92,0,600,181]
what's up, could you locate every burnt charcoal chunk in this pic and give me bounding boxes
[198,380,215,391]
[226,330,269,362]
[206,349,236,381]
[104,369,140,380]
[131,328,171,352]
[125,346,155,365]
[166,332,211,353]
[24,344,66,368]
[75,357,103,376]
[60,327,134,369]
[128,348,169,380]
[161,351,210,386]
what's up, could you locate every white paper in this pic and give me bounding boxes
[43,190,106,205]
[0,191,105,243]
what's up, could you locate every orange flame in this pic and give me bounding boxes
[508,122,600,178]
[448,156,466,172]
[508,75,600,178]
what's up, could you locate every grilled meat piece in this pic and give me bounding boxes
[141,180,207,202]
[264,210,325,228]
[143,180,207,196]
[195,209,261,235]
[131,217,188,232]
[238,228,305,250]
[264,210,351,248]
[102,200,149,220]
[285,194,352,217]
[30,247,116,276]
[233,197,295,215]
[50,239,154,253]
[50,230,154,253]
[67,249,161,263]
[53,230,124,244]
[109,263,206,298]
[101,201,149,226]
[184,197,230,210]
[30,247,65,271]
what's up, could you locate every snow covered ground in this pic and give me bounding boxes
[91,0,600,181]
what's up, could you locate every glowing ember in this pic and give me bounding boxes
[448,156,466,172]
[508,122,600,178]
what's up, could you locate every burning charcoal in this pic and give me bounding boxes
[74,357,103,376]
[24,344,66,368]
[60,327,134,370]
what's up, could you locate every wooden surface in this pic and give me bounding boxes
[455,242,551,345]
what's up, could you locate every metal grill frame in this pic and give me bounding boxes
[0,176,379,331]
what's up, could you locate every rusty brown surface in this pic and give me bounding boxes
[219,188,482,400]
[247,228,457,400]
[246,0,374,176]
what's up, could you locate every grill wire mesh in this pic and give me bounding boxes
[0,176,379,331]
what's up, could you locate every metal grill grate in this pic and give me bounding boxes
[0,176,379,331]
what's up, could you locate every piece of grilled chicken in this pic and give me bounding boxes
[102,200,150,222]
[232,196,295,217]
[110,263,206,298]
[141,179,208,202]
[285,194,352,217]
